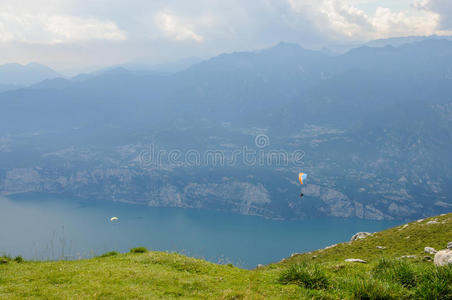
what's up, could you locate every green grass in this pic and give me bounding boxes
[372,258,418,288]
[414,263,452,299]
[279,213,452,266]
[0,213,451,299]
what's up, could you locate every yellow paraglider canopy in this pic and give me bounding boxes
[298,172,307,185]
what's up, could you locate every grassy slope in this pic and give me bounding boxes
[0,213,451,299]
[0,252,298,299]
[276,213,452,266]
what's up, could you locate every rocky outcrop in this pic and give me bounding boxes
[345,258,367,263]
[434,250,452,266]
[424,247,437,255]
[350,232,371,241]
[145,181,277,218]
[300,184,388,220]
[0,141,445,221]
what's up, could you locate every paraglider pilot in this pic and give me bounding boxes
[298,172,307,198]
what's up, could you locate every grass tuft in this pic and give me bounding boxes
[130,247,148,254]
[415,265,452,300]
[372,258,418,288]
[348,278,398,300]
[13,256,24,263]
[278,262,329,290]
[99,251,119,258]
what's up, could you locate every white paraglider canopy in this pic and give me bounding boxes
[110,217,119,222]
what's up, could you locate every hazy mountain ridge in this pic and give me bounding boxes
[0,62,61,86]
[1,39,452,220]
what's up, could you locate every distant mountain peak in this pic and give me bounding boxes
[262,42,323,57]
[365,34,452,48]
[0,62,60,86]
[268,42,303,52]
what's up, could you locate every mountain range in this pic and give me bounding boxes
[0,63,60,87]
[1,37,452,220]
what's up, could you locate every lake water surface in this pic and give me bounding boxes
[0,194,402,269]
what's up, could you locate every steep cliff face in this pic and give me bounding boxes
[0,126,449,221]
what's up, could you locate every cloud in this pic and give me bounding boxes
[414,0,452,30]
[44,16,127,44]
[0,0,452,70]
[155,11,204,42]
[0,1,126,44]
[287,0,450,41]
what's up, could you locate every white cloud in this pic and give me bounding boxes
[0,1,126,44]
[287,0,452,40]
[155,11,204,42]
[414,0,452,30]
[44,16,127,44]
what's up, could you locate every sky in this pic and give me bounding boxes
[0,0,451,73]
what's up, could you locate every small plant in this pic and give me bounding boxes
[13,256,24,263]
[279,262,329,290]
[130,247,148,254]
[100,251,119,258]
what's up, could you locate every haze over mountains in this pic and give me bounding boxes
[1,36,452,221]
[0,63,60,87]
[0,57,204,91]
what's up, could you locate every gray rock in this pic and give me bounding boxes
[434,250,452,266]
[400,255,417,259]
[376,246,386,249]
[345,258,367,263]
[0,259,8,264]
[399,224,409,230]
[426,220,439,225]
[424,247,437,255]
[324,244,337,249]
[350,232,371,241]
[257,264,264,268]
[447,242,452,250]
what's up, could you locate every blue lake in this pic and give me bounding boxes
[0,194,402,269]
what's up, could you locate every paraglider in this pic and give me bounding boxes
[298,172,307,198]
[110,217,119,222]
